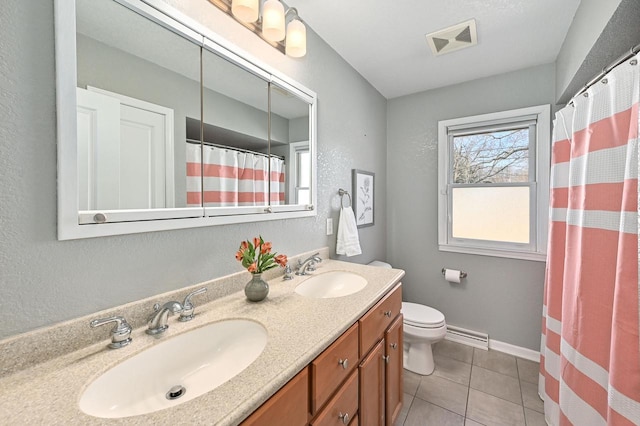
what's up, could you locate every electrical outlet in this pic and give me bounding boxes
[326,218,333,235]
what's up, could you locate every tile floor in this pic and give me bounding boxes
[395,340,545,426]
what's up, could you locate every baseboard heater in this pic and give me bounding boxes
[445,325,489,350]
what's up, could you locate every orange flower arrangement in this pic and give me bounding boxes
[236,236,287,274]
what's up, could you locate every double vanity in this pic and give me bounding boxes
[0,249,404,425]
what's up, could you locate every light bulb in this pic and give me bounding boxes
[286,19,306,58]
[262,0,285,42]
[231,0,259,23]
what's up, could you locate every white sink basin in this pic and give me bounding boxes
[79,319,267,418]
[295,271,368,298]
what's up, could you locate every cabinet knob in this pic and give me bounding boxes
[338,358,349,370]
[390,342,398,350]
[338,412,349,424]
[384,310,392,317]
[383,355,390,364]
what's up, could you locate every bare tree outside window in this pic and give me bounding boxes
[452,129,529,184]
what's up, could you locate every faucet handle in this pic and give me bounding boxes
[90,315,132,349]
[283,265,294,280]
[179,287,207,322]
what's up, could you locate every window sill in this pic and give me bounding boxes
[439,244,547,262]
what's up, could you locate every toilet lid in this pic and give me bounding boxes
[402,302,445,328]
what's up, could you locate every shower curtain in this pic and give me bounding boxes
[539,54,640,425]
[186,144,285,207]
[269,155,285,205]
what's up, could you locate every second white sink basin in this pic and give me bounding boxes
[79,319,267,418]
[295,271,368,298]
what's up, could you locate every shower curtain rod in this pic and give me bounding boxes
[571,42,640,102]
[185,138,284,160]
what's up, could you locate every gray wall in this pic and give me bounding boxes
[555,0,620,101]
[0,0,387,339]
[387,64,556,351]
[555,0,640,104]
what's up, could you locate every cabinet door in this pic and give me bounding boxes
[359,340,385,426]
[385,315,403,426]
[241,367,309,426]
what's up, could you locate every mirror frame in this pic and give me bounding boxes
[55,0,317,240]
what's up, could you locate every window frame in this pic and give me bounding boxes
[289,141,311,205]
[437,105,550,261]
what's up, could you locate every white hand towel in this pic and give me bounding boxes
[336,206,362,257]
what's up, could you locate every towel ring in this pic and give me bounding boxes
[338,189,352,208]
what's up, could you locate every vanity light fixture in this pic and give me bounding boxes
[231,0,259,23]
[261,0,285,41]
[208,0,307,58]
[285,15,306,58]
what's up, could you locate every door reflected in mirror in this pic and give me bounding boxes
[76,0,200,211]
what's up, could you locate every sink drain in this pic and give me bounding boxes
[166,385,186,400]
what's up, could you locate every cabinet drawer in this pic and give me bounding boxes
[311,370,358,426]
[359,283,402,356]
[311,322,359,414]
[241,367,309,426]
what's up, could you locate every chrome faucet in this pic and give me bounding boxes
[296,253,322,275]
[178,287,207,322]
[146,301,183,335]
[90,315,132,349]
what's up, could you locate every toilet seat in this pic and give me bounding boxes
[402,302,445,329]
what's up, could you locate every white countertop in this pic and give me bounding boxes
[0,256,404,425]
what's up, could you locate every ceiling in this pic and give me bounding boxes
[285,0,582,99]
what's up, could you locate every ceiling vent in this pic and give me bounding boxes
[426,19,477,56]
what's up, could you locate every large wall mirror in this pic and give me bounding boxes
[55,0,317,239]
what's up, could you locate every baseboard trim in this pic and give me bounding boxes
[444,325,540,362]
[489,339,540,362]
[445,326,488,350]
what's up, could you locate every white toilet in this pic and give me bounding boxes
[368,261,447,376]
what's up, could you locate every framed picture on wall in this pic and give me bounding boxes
[352,169,374,228]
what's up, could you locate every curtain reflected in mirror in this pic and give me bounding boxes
[194,48,271,208]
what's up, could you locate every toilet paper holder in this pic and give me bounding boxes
[441,268,467,279]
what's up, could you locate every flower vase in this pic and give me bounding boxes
[245,273,269,302]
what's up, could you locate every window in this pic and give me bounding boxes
[438,105,550,261]
[289,141,311,205]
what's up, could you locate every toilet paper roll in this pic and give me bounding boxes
[444,269,461,284]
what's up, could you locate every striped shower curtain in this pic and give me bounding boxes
[539,54,639,425]
[270,156,286,205]
[186,144,285,207]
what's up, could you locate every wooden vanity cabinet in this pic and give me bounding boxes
[358,284,403,426]
[241,283,402,426]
